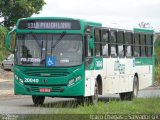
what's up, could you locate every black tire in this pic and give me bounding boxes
[120,76,139,101]
[76,97,85,105]
[32,96,45,106]
[88,80,98,104]
[119,92,132,101]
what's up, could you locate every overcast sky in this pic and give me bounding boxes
[33,0,160,32]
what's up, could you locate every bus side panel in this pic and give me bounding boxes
[103,58,134,94]
[84,57,153,96]
[84,71,95,97]
[84,57,107,97]
[134,57,153,90]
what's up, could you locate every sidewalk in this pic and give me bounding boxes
[0,78,14,98]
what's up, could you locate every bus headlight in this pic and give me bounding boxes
[68,76,81,86]
[15,74,23,85]
[19,78,24,85]
[75,76,81,82]
[15,74,18,80]
[68,79,75,86]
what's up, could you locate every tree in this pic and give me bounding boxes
[0,25,8,61]
[155,33,160,64]
[0,0,46,28]
[138,22,153,29]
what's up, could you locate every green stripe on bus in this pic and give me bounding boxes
[135,57,153,66]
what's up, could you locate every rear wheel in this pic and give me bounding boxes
[32,96,45,106]
[120,76,139,101]
[119,92,132,100]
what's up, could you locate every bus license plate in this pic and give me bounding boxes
[39,88,51,92]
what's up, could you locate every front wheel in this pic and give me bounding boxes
[32,96,45,106]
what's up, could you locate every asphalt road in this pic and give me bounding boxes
[0,87,160,114]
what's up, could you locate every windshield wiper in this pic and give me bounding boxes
[51,31,66,49]
[30,32,42,48]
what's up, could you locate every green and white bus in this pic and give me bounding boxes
[6,17,154,105]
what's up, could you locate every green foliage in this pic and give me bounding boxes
[154,33,160,83]
[155,33,160,64]
[57,98,160,114]
[0,0,46,28]
[0,25,8,62]
[155,64,160,83]
[25,97,160,120]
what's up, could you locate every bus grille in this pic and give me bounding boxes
[22,69,71,77]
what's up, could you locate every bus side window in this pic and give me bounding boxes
[125,32,133,57]
[117,31,124,57]
[110,30,117,57]
[94,29,102,56]
[146,34,153,57]
[134,33,140,57]
[85,35,92,57]
[140,34,146,57]
[102,29,109,56]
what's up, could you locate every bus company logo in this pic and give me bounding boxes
[114,60,125,74]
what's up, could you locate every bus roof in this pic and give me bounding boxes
[19,17,76,21]
[133,28,154,34]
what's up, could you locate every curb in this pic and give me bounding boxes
[147,86,160,90]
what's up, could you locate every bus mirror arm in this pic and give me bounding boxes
[6,28,16,53]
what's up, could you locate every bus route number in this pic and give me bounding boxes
[24,78,39,83]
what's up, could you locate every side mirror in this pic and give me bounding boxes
[6,28,16,53]
[89,38,94,49]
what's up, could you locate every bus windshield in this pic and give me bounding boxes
[15,34,83,67]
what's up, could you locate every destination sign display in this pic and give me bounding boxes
[18,20,80,30]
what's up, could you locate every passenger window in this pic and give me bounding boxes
[146,34,152,57]
[140,34,146,57]
[102,29,109,56]
[94,29,102,56]
[134,33,140,57]
[117,31,124,57]
[125,32,132,57]
[110,30,117,57]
